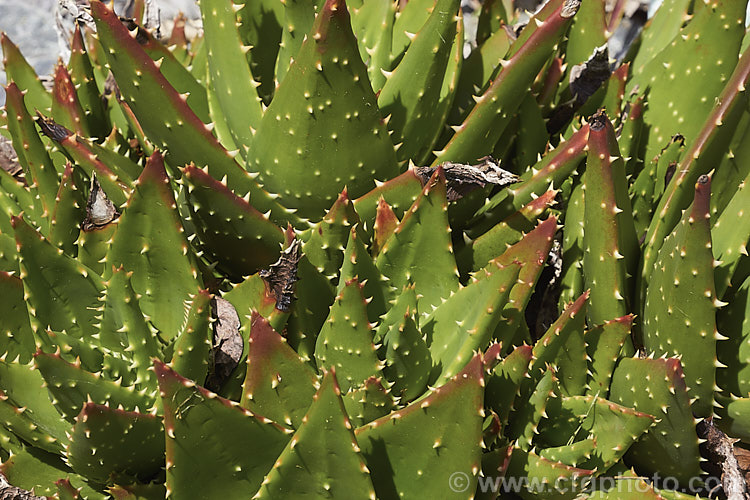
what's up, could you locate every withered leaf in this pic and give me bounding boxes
[82,174,119,231]
[547,46,611,134]
[527,233,563,340]
[260,239,301,312]
[415,156,518,202]
[0,136,22,179]
[569,46,611,106]
[35,113,72,143]
[205,298,243,392]
[697,417,750,499]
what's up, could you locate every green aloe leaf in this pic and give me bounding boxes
[338,225,391,324]
[106,151,200,340]
[640,23,750,303]
[66,403,164,484]
[68,26,109,136]
[170,289,213,385]
[485,344,532,425]
[356,354,485,499]
[253,370,376,498]
[433,0,579,165]
[376,168,459,318]
[241,312,318,429]
[0,439,105,498]
[0,272,35,364]
[3,83,59,224]
[48,164,85,258]
[377,0,461,162]
[51,62,91,137]
[35,351,156,424]
[200,0,263,152]
[582,111,637,326]
[249,0,399,219]
[157,360,292,498]
[1,32,52,113]
[342,376,396,427]
[585,315,634,397]
[182,165,285,279]
[315,278,382,393]
[0,359,71,454]
[610,357,702,485]
[643,175,717,417]
[13,215,103,339]
[91,1,291,225]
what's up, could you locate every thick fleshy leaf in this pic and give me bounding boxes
[0,359,71,454]
[200,0,263,151]
[342,376,396,427]
[585,315,634,397]
[1,33,52,113]
[433,0,579,165]
[540,395,655,472]
[253,370,376,499]
[3,83,59,222]
[558,178,585,310]
[461,190,556,273]
[51,62,91,137]
[485,344,532,425]
[36,116,131,207]
[469,123,589,236]
[157,361,292,498]
[13,216,103,338]
[376,168,459,318]
[235,0,283,102]
[506,367,558,451]
[170,289,213,385]
[66,403,164,484]
[106,151,200,339]
[241,312,318,429]
[0,440,105,498]
[35,351,156,424]
[248,0,399,219]
[356,354,485,499]
[423,258,519,385]
[713,166,750,298]
[640,35,750,305]
[525,291,588,398]
[610,357,702,485]
[182,165,284,279]
[48,164,85,258]
[582,111,637,326]
[350,0,396,92]
[0,272,35,364]
[643,175,717,417]
[315,278,381,393]
[628,0,746,164]
[338,225,391,324]
[97,266,161,391]
[377,0,461,162]
[91,1,292,224]
[717,274,750,398]
[502,448,594,500]
[68,25,108,136]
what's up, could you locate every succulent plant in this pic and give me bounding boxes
[1,0,750,498]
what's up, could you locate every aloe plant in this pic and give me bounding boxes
[1,0,750,498]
